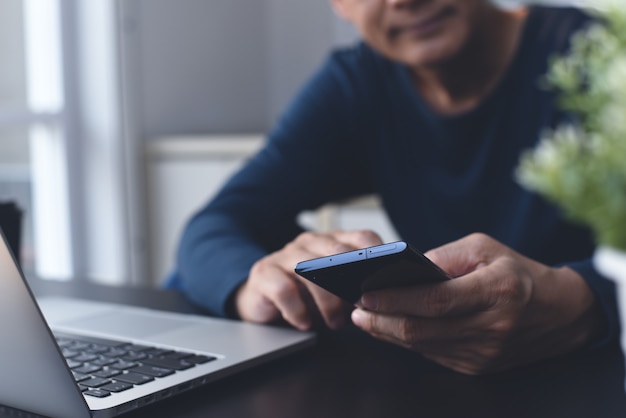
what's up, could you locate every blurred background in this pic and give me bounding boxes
[0,0,594,288]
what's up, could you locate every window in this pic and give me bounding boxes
[0,0,73,279]
[0,0,138,285]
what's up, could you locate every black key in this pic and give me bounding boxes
[110,360,138,370]
[100,381,134,393]
[114,372,154,385]
[92,357,117,367]
[123,352,147,362]
[93,368,121,379]
[144,348,174,357]
[73,353,99,363]
[66,359,83,369]
[72,372,90,382]
[185,354,216,364]
[141,357,194,371]
[73,364,102,374]
[54,333,126,348]
[163,352,193,360]
[85,344,111,354]
[67,341,90,351]
[122,343,152,352]
[62,348,79,358]
[130,365,174,377]
[84,388,111,398]
[81,377,112,388]
[106,348,127,358]
[55,337,74,347]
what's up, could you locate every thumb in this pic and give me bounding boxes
[424,233,502,278]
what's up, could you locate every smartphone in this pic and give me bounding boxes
[294,241,450,303]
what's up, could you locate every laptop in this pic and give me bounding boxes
[0,231,315,418]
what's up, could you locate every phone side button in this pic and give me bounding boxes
[367,243,397,255]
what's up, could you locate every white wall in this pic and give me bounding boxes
[145,136,265,284]
[121,0,350,139]
[126,0,268,137]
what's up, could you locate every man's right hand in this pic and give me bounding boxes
[235,230,383,331]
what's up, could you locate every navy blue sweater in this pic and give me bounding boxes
[172,6,617,344]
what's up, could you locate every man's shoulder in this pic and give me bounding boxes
[527,5,595,50]
[530,4,592,20]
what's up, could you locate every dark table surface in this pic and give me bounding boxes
[21,278,626,418]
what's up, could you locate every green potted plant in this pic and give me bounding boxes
[516,1,626,383]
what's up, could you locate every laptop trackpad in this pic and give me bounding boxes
[52,310,195,339]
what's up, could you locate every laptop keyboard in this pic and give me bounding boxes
[54,332,216,399]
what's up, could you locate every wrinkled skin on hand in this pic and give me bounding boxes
[351,233,604,375]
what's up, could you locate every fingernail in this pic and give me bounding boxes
[351,309,366,327]
[328,315,346,330]
[297,320,312,331]
[359,293,377,310]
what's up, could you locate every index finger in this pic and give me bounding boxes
[424,233,507,278]
[358,273,494,318]
[289,230,379,265]
[327,229,383,250]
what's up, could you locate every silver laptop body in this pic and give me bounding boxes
[0,231,315,418]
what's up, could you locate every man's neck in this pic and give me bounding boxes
[410,7,529,115]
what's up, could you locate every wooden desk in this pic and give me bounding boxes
[25,278,626,418]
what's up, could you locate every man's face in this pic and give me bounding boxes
[331,0,491,67]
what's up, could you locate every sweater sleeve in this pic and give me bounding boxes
[567,259,619,347]
[172,50,374,316]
